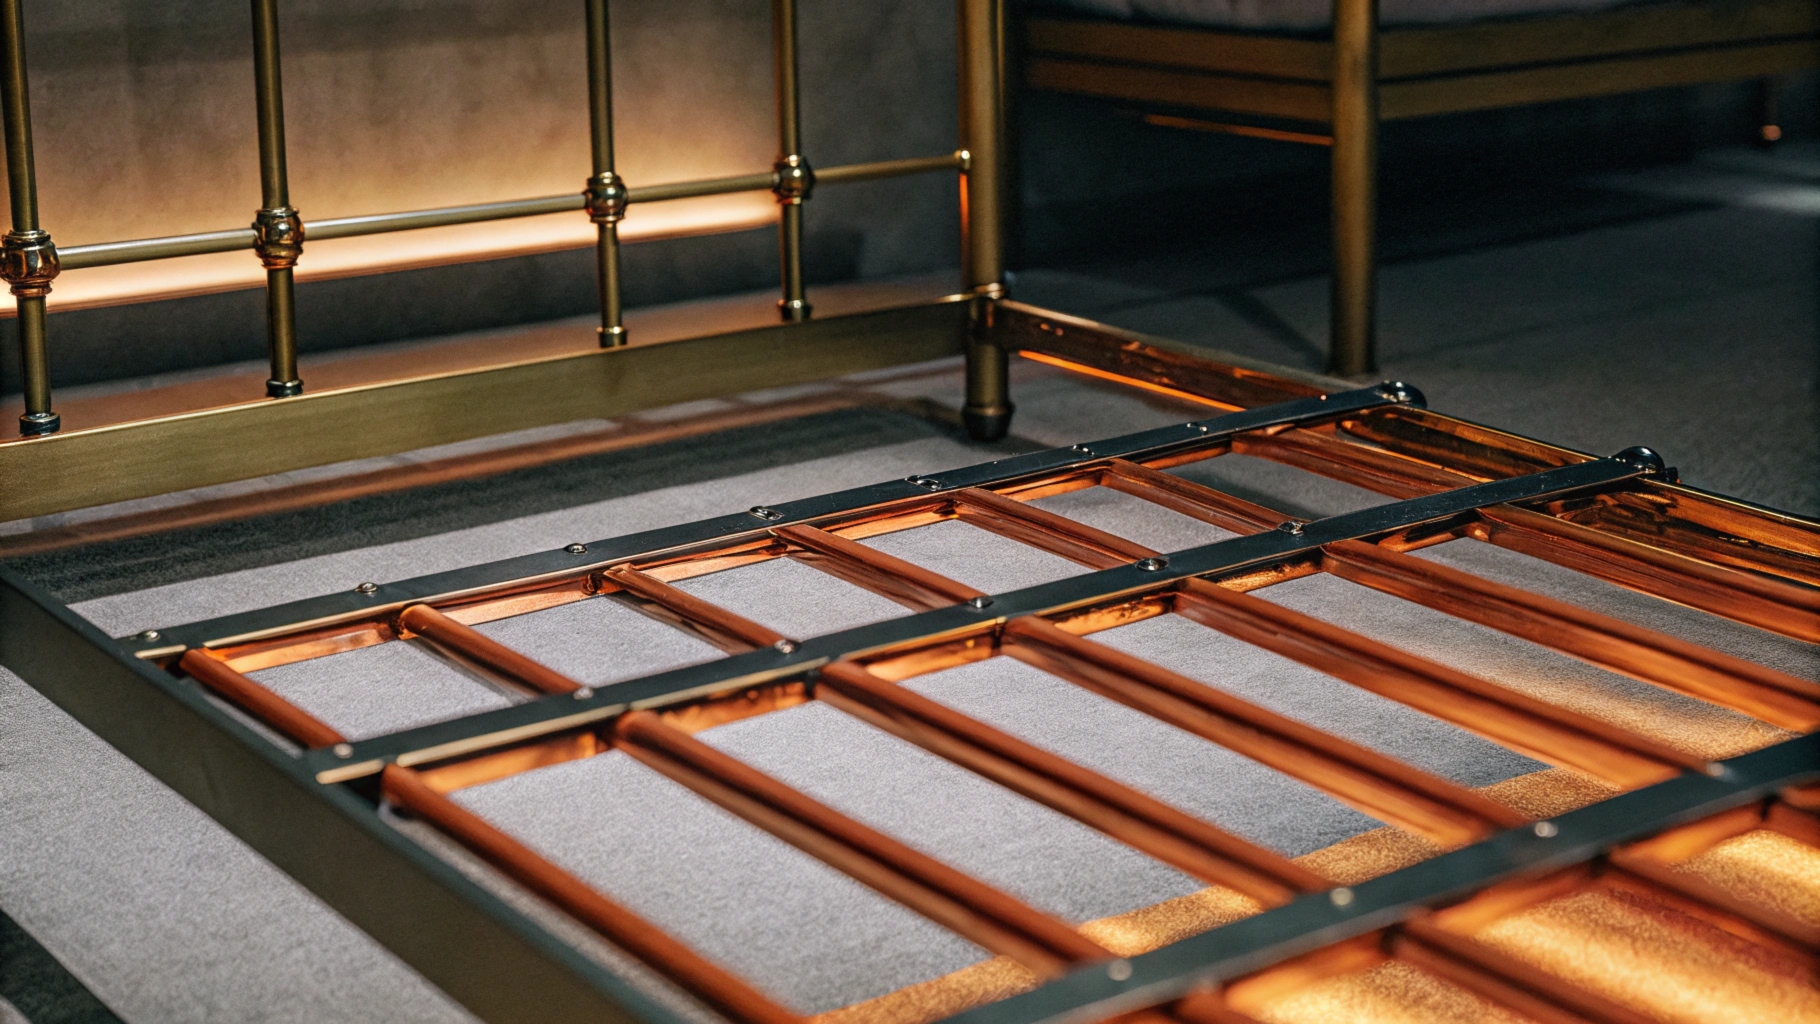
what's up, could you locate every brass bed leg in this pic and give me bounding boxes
[960,0,1013,441]
[772,0,813,323]
[250,0,303,398]
[1328,0,1379,378]
[585,0,628,346]
[0,0,58,436]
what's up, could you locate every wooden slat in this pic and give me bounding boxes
[1025,16,1331,82]
[1382,40,1820,120]
[1025,56,1331,123]
[1381,0,1819,78]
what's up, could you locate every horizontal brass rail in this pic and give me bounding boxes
[57,151,967,271]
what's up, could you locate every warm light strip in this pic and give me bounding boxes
[2,193,778,317]
[1018,350,1244,410]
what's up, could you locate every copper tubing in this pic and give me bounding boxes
[1393,918,1657,1024]
[953,487,1156,568]
[1102,460,1280,535]
[1235,428,1477,500]
[1173,579,1699,789]
[380,766,802,1024]
[777,524,986,610]
[1320,540,1820,730]
[1473,506,1820,644]
[396,604,581,696]
[178,649,345,749]
[1002,617,1525,847]
[602,565,785,652]
[817,661,1326,904]
[1604,851,1820,952]
[612,710,1108,975]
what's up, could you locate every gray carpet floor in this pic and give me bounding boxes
[1,145,1816,1023]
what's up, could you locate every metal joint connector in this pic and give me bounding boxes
[252,207,305,269]
[0,229,59,297]
[585,170,629,224]
[1377,380,1426,407]
[772,154,814,205]
[1612,446,1668,477]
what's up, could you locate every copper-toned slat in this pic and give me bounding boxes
[1234,426,1482,500]
[952,486,1156,569]
[1605,851,1820,951]
[1218,935,1390,1016]
[1596,866,1820,965]
[1320,539,1820,730]
[776,523,985,610]
[1618,804,1766,863]
[1394,918,1655,1024]
[1169,992,1266,1024]
[1473,505,1820,644]
[1173,579,1700,788]
[816,661,1326,904]
[1002,617,1524,847]
[1101,459,1280,535]
[1559,493,1820,590]
[178,649,345,749]
[380,766,803,1024]
[1764,801,1820,847]
[397,604,581,696]
[611,710,1109,975]
[602,565,786,652]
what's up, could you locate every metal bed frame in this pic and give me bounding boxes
[2,3,1818,1024]
[1019,0,1820,376]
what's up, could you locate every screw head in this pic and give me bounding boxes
[1106,960,1132,981]
[1277,520,1306,536]
[566,543,588,554]
[332,743,354,758]
[574,686,594,700]
[136,629,162,643]
[1135,557,1168,572]
[354,582,379,594]
[1378,381,1426,407]
[966,595,993,609]
[1330,887,1355,907]
[1533,821,1559,838]
[748,506,785,521]
[1069,444,1095,456]
[905,476,943,491]
[773,638,799,654]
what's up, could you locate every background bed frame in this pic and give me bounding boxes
[2,3,1818,1024]
[1020,0,1820,376]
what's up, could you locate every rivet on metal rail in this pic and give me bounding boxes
[906,476,944,491]
[967,596,993,610]
[332,743,354,759]
[1612,446,1667,477]
[1070,444,1094,456]
[773,639,799,654]
[748,506,786,521]
[1106,960,1132,981]
[353,582,379,595]
[1277,520,1306,536]
[574,687,594,701]
[1533,821,1559,838]
[1135,557,1168,572]
[1330,887,1355,907]
[136,630,162,643]
[565,543,588,554]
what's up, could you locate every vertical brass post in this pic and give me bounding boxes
[0,0,57,436]
[585,0,627,347]
[958,0,1012,441]
[1328,0,1379,377]
[251,0,303,398]
[771,0,812,322]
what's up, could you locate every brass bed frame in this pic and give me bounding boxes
[1020,0,1820,376]
[1,3,1818,1024]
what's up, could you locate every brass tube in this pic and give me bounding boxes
[951,486,1154,569]
[0,0,56,436]
[584,0,625,347]
[776,524,985,611]
[55,157,960,271]
[250,0,301,398]
[1328,0,1379,376]
[959,0,1012,440]
[771,0,810,322]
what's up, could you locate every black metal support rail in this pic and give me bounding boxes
[0,0,1006,435]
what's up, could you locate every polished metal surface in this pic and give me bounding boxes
[0,0,56,435]
[250,0,302,399]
